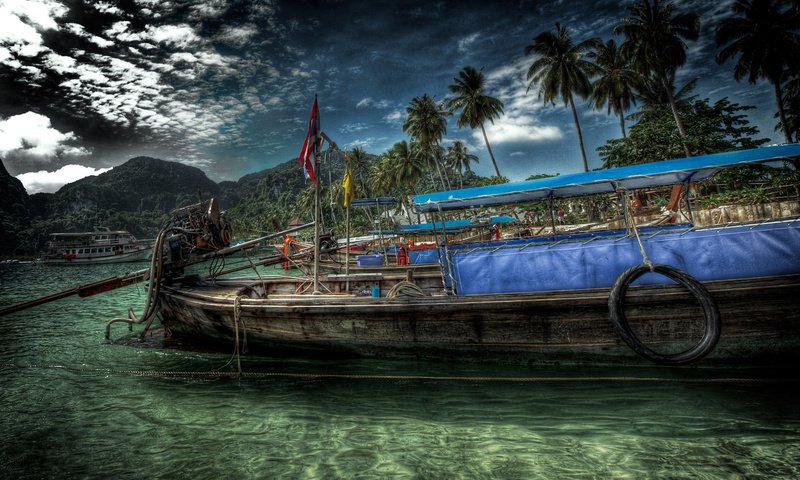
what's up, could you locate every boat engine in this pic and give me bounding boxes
[164,198,232,268]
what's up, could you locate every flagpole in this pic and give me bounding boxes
[345,153,352,292]
[312,149,321,294]
[345,192,350,292]
[312,95,322,295]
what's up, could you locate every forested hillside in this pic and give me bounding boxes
[0,155,320,255]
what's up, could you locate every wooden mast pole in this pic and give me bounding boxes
[345,153,351,291]
[312,138,321,295]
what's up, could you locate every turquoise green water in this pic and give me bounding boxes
[1,263,799,479]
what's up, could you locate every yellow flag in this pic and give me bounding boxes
[342,160,354,209]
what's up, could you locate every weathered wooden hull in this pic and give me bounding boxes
[157,273,800,365]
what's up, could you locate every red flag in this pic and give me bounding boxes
[298,98,320,184]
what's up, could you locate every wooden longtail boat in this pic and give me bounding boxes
[155,145,800,366]
[158,272,800,365]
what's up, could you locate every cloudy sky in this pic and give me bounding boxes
[0,0,782,194]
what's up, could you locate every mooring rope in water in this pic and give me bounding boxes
[214,295,247,376]
[27,364,798,384]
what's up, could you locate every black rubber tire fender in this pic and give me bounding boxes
[608,264,721,365]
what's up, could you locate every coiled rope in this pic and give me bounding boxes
[386,281,425,298]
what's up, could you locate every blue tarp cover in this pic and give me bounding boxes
[409,248,440,265]
[413,145,800,212]
[447,220,800,295]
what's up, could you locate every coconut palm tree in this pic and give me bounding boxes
[615,0,700,157]
[369,156,395,196]
[387,141,425,189]
[715,0,800,144]
[369,146,422,223]
[587,39,639,138]
[446,141,479,189]
[347,146,371,196]
[634,72,697,111]
[780,75,800,143]
[402,94,450,189]
[445,66,505,177]
[524,23,598,172]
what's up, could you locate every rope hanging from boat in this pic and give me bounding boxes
[212,295,249,377]
[608,189,721,365]
[623,192,654,271]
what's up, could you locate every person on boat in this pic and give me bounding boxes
[283,234,295,270]
[633,195,642,213]
[490,224,501,240]
[397,241,409,266]
[556,209,565,225]
[524,210,535,227]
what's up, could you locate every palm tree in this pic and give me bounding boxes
[402,94,450,189]
[348,146,370,196]
[445,66,505,176]
[446,141,479,188]
[715,0,800,144]
[388,140,426,189]
[587,39,639,138]
[634,73,697,111]
[780,75,800,143]
[369,156,395,196]
[615,0,700,157]
[524,22,598,172]
[369,145,423,223]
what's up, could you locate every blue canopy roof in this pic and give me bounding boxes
[398,216,516,234]
[412,145,800,213]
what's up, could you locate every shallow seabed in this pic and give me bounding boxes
[1,263,798,479]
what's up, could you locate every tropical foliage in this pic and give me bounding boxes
[615,0,700,157]
[445,66,504,176]
[587,39,639,138]
[598,96,769,168]
[524,22,598,172]
[446,140,479,189]
[402,94,450,190]
[715,0,800,144]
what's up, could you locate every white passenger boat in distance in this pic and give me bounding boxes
[45,227,151,264]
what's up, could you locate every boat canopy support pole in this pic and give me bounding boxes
[548,194,557,240]
[345,194,351,292]
[376,200,386,266]
[383,203,392,266]
[683,182,695,226]
[615,186,629,234]
[435,204,456,295]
